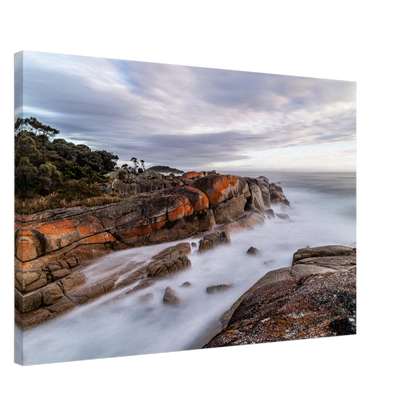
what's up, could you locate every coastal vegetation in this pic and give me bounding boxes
[15,118,119,214]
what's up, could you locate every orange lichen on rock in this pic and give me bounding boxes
[76,217,105,238]
[15,230,40,262]
[173,186,210,212]
[35,219,77,236]
[152,219,168,230]
[180,171,204,180]
[167,195,193,222]
[81,232,116,244]
[191,175,240,206]
[116,222,152,239]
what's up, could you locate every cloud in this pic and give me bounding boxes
[113,130,264,170]
[18,51,356,171]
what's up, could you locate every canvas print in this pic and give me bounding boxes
[14,51,356,365]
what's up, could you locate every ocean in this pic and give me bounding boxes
[17,170,356,365]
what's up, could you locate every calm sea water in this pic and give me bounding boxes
[18,170,356,365]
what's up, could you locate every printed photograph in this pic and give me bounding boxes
[14,51,356,365]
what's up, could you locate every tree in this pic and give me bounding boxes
[14,117,120,205]
[15,133,39,163]
[15,133,40,200]
[37,162,63,195]
[98,151,118,172]
[130,157,138,171]
[15,117,59,139]
[53,139,77,163]
[15,157,38,200]
[83,164,93,184]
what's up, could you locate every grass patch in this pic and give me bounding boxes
[15,193,127,215]
[15,178,125,214]
[15,182,157,215]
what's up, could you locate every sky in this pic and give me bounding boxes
[15,51,356,172]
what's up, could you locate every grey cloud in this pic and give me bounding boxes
[111,131,263,170]
[18,52,356,171]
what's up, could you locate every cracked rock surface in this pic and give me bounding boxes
[203,245,356,348]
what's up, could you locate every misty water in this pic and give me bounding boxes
[19,171,356,365]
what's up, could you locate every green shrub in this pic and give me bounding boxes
[56,179,103,202]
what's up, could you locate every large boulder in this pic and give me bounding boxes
[244,178,265,213]
[212,195,247,224]
[169,186,209,212]
[143,194,193,223]
[155,186,216,232]
[256,176,272,209]
[269,183,290,206]
[191,174,250,206]
[210,246,359,342]
[191,174,250,224]
[292,245,355,264]
[204,267,356,348]
[111,178,131,194]
[216,211,265,235]
[293,245,359,270]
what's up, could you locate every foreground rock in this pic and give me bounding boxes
[203,245,356,348]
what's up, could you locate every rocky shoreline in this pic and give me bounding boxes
[15,170,356,347]
[15,171,289,329]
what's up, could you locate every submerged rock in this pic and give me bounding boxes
[276,213,290,220]
[220,231,231,245]
[246,247,260,256]
[198,231,231,254]
[139,293,154,304]
[163,287,182,306]
[147,255,191,279]
[206,284,234,294]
